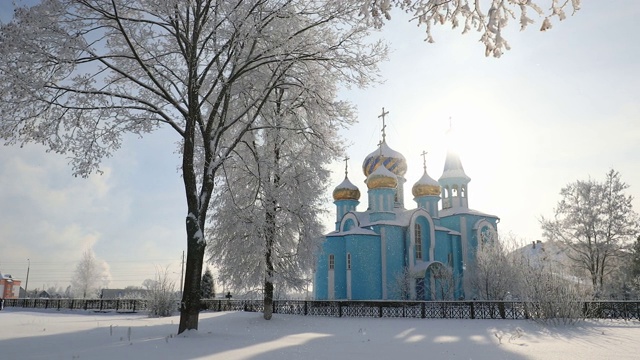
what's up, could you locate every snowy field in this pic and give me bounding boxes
[1,308,639,360]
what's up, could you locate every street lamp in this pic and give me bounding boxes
[24,258,30,298]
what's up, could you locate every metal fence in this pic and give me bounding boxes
[3,298,640,320]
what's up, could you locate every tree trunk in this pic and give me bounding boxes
[264,275,274,320]
[178,214,206,334]
[263,208,276,320]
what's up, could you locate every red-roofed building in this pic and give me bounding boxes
[0,272,21,299]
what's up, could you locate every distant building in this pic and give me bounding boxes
[100,288,150,299]
[314,117,499,301]
[0,272,22,299]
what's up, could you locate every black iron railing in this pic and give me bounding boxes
[3,298,640,320]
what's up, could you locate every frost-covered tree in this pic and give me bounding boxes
[0,0,385,333]
[207,84,343,319]
[515,246,588,325]
[541,170,640,295]
[200,268,215,299]
[468,232,518,300]
[631,236,640,280]
[142,279,158,291]
[71,250,111,299]
[145,266,177,317]
[430,263,456,300]
[361,0,581,57]
[0,0,580,332]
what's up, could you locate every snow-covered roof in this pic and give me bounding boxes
[439,150,470,182]
[326,227,377,237]
[335,176,358,190]
[330,208,461,237]
[414,170,439,187]
[439,207,499,219]
[1,272,13,280]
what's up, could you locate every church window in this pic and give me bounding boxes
[347,253,351,270]
[461,185,466,198]
[329,254,335,270]
[448,253,453,266]
[452,185,458,197]
[415,223,423,260]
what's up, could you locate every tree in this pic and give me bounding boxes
[429,263,456,300]
[361,0,581,57]
[513,244,589,325]
[0,0,384,333]
[631,236,640,279]
[468,232,518,300]
[0,0,580,333]
[71,250,111,299]
[142,279,158,291]
[145,266,177,317]
[540,170,640,295]
[207,85,339,319]
[625,236,640,298]
[200,268,215,299]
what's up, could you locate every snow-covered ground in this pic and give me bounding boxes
[1,308,639,359]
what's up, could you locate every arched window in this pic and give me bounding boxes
[415,223,423,260]
[347,253,351,270]
[452,185,458,197]
[461,185,466,198]
[329,254,335,270]
[343,218,355,231]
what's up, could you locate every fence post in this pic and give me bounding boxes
[338,302,343,317]
[499,302,506,319]
[421,302,425,319]
[470,302,475,319]
[304,301,308,316]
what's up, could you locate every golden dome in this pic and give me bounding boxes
[333,177,360,201]
[363,141,407,177]
[366,164,398,189]
[412,169,441,197]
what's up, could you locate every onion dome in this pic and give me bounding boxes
[412,170,441,197]
[332,177,361,201]
[366,162,398,189]
[362,141,407,177]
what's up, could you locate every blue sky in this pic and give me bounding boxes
[1,1,639,291]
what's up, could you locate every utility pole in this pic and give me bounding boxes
[24,258,30,298]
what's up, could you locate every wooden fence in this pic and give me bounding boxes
[4,298,640,320]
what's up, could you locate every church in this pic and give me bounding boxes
[314,111,499,301]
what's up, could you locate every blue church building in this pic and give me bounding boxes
[314,124,499,301]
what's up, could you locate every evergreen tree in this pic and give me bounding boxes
[200,268,215,299]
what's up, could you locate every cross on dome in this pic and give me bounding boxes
[378,107,389,141]
[420,150,428,172]
[343,156,350,177]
